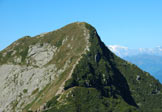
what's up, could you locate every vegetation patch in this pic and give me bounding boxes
[23,89,28,94]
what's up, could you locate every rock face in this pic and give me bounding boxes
[0,64,57,111]
[27,43,57,67]
[0,22,162,112]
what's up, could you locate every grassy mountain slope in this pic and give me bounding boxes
[0,22,162,112]
[124,55,162,82]
[43,23,162,112]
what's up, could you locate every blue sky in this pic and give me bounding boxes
[0,0,162,50]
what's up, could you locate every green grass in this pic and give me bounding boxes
[44,87,138,112]
[23,89,28,94]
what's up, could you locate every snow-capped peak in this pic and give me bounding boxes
[108,45,128,51]
[108,45,129,57]
[108,45,162,57]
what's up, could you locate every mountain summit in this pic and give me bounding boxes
[0,22,162,112]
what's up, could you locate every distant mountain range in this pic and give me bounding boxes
[108,45,162,82]
[108,45,162,58]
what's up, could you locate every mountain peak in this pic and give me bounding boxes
[0,23,162,112]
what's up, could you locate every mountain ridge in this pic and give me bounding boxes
[0,22,162,112]
[0,22,91,112]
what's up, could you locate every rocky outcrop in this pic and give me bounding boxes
[27,43,57,67]
[0,42,61,111]
[0,64,57,111]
